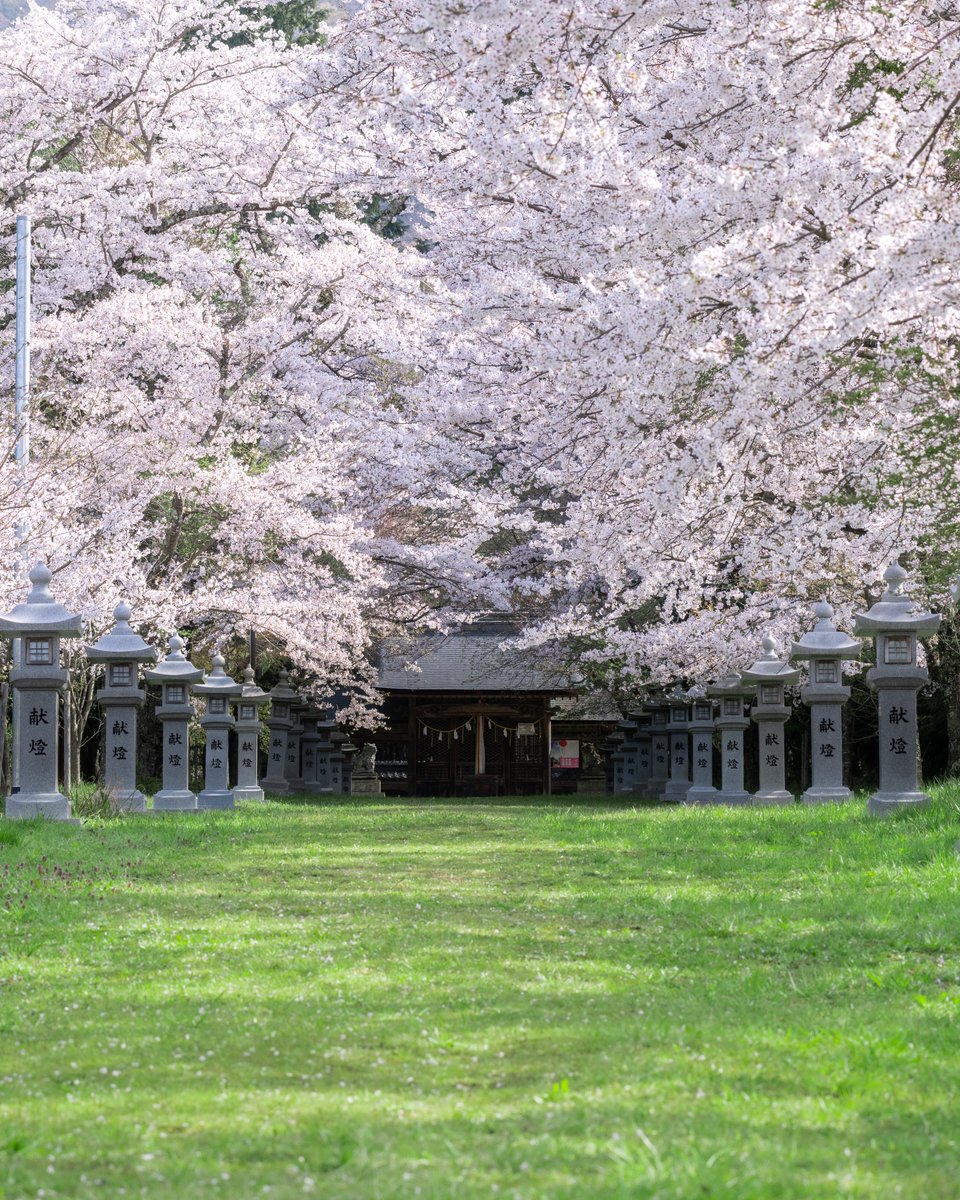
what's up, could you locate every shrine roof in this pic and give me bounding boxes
[378,619,579,695]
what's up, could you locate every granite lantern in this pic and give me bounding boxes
[263,669,297,795]
[85,601,157,812]
[300,707,323,793]
[706,674,753,804]
[633,712,653,795]
[284,696,306,792]
[234,665,269,802]
[613,719,639,795]
[300,705,321,792]
[144,634,204,811]
[790,599,861,804]
[193,651,243,809]
[686,691,717,804]
[646,701,671,798]
[742,634,800,805]
[663,695,692,802]
[0,563,82,820]
[854,560,941,816]
[339,737,358,793]
[310,715,340,794]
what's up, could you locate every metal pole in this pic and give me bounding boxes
[15,214,30,522]
[11,215,31,793]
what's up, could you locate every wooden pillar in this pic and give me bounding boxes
[408,696,417,797]
[543,696,552,795]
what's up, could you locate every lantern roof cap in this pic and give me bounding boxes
[0,562,83,637]
[742,633,802,684]
[853,559,941,636]
[706,671,754,699]
[144,633,204,684]
[194,649,243,697]
[238,664,269,702]
[791,598,861,660]
[85,601,157,663]
[268,669,300,704]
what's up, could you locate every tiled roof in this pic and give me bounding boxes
[378,619,578,694]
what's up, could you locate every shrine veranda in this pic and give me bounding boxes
[2,790,960,1200]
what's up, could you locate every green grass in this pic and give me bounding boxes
[2,787,960,1199]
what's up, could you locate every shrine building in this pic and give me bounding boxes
[366,617,612,796]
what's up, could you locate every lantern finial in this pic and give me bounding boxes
[26,562,53,603]
[883,559,908,597]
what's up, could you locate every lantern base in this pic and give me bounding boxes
[663,780,692,801]
[752,789,795,806]
[233,785,265,802]
[110,788,147,813]
[6,792,71,821]
[197,790,235,810]
[262,778,290,796]
[303,782,334,794]
[801,786,852,805]
[686,786,718,804]
[152,789,198,811]
[713,790,751,806]
[868,790,930,817]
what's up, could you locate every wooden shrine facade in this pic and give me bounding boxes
[374,692,557,796]
[369,619,580,797]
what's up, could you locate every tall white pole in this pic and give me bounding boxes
[11,214,31,792]
[15,214,30,514]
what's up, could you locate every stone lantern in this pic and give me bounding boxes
[193,651,242,810]
[646,700,671,798]
[299,706,325,792]
[284,694,307,793]
[263,669,298,795]
[633,712,652,795]
[144,634,204,811]
[310,714,340,794]
[742,634,800,805]
[339,737,358,793]
[663,694,692,802]
[686,690,717,804]
[706,674,753,804]
[612,719,638,794]
[0,562,82,820]
[85,601,157,812]
[790,599,861,804]
[234,665,269,803]
[854,560,941,816]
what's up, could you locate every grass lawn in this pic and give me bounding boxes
[1,788,960,1199]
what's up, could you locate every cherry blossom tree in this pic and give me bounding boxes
[3,0,960,757]
[0,0,507,726]
[336,0,960,699]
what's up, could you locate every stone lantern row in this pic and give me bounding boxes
[0,563,353,821]
[611,559,941,816]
